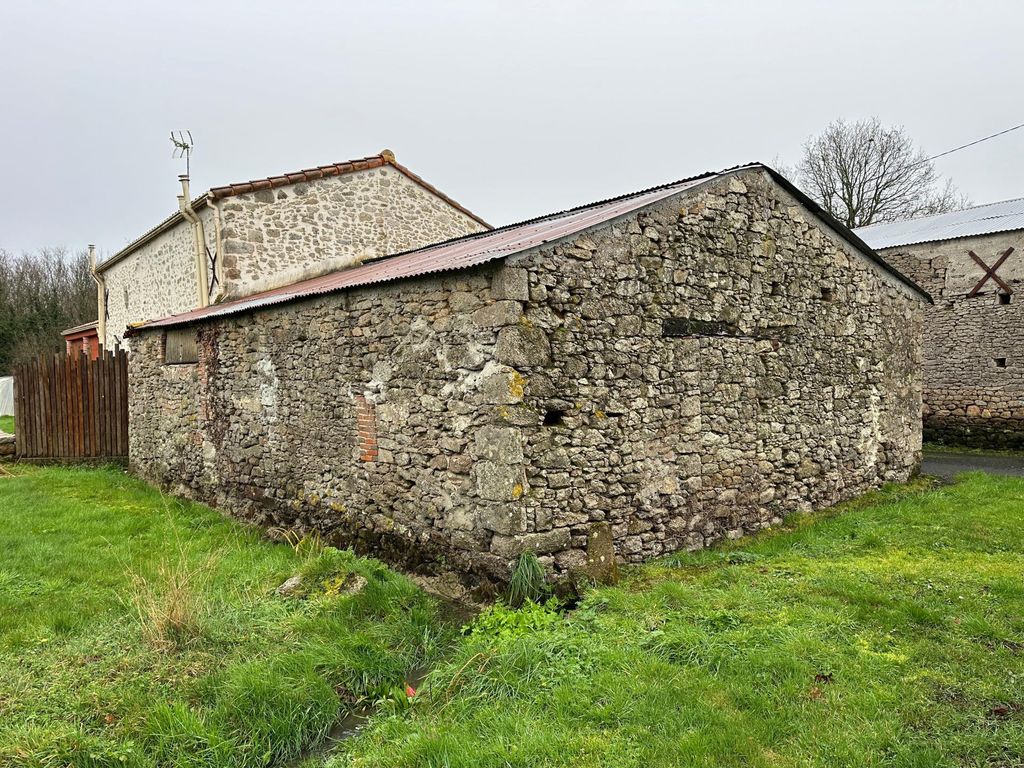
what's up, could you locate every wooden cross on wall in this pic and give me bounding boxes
[967,247,1015,297]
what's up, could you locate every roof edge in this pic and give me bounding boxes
[96,194,209,274]
[62,320,99,336]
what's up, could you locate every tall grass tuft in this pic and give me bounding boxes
[506,552,547,608]
[125,544,214,651]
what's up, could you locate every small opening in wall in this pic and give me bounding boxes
[999,292,1011,305]
[994,357,1007,368]
[820,287,834,302]
[770,281,783,296]
[543,409,566,426]
[164,328,198,365]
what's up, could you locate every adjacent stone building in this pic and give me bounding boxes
[127,163,927,585]
[94,151,488,349]
[857,199,1024,448]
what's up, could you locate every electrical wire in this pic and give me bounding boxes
[917,121,1024,168]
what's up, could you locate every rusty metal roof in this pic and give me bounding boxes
[129,162,929,335]
[97,150,488,274]
[855,197,1024,249]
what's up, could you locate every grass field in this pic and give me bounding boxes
[334,474,1024,768]
[1,466,1022,767]
[0,416,13,434]
[0,465,455,768]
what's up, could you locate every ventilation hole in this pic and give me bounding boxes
[604,411,624,418]
[542,409,565,426]
[770,281,783,296]
[999,292,1011,305]
[820,287,834,302]
[994,358,1007,368]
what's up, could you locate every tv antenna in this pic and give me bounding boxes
[170,130,194,176]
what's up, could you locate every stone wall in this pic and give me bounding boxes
[219,165,487,298]
[129,169,923,586]
[880,230,1024,448]
[100,207,215,349]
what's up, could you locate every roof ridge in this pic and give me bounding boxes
[206,152,389,199]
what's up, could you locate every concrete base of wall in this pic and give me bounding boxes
[924,417,1024,451]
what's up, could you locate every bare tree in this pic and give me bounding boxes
[794,118,970,229]
[0,247,96,373]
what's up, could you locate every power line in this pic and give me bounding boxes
[848,119,1024,200]
[918,120,1024,167]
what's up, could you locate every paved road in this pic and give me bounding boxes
[922,449,1024,480]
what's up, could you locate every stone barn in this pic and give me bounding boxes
[857,198,1024,448]
[126,163,927,585]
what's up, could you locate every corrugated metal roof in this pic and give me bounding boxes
[856,197,1024,249]
[128,162,930,335]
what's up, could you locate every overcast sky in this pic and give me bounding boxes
[1,0,1022,257]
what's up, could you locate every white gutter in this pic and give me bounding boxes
[178,174,210,308]
[88,244,107,346]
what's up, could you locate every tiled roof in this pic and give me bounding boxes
[127,162,929,335]
[856,197,1024,249]
[96,150,489,273]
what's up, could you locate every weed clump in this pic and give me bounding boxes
[125,546,214,651]
[506,551,548,608]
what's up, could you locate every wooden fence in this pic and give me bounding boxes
[13,349,129,461]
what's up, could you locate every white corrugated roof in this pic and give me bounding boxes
[855,197,1024,249]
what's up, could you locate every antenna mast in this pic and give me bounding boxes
[170,130,194,176]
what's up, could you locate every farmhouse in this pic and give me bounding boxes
[857,198,1024,448]
[126,163,927,585]
[93,151,488,349]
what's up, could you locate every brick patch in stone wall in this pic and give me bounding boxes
[355,394,378,462]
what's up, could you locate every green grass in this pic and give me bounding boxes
[0,465,455,768]
[3,466,1024,767]
[0,416,12,434]
[334,474,1024,768]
